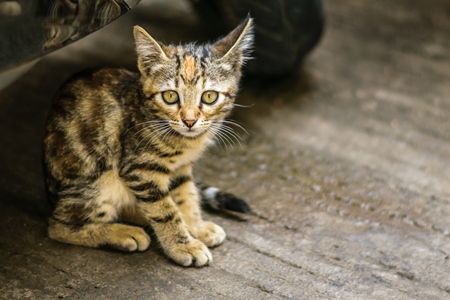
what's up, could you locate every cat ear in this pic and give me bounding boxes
[211,16,254,64]
[133,26,171,76]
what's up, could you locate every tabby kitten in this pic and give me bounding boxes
[44,18,253,267]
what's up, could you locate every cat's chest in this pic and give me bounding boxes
[166,146,205,170]
[163,135,213,170]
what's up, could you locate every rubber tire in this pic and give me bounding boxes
[209,0,325,77]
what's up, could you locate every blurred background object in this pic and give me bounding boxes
[0,0,140,90]
[201,0,325,76]
[0,0,325,89]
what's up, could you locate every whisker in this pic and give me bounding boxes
[206,128,226,152]
[135,131,157,152]
[218,130,236,148]
[132,123,168,143]
[233,103,254,108]
[208,126,230,151]
[160,126,176,142]
[210,124,236,149]
[217,125,243,147]
[132,124,166,136]
[143,125,173,151]
[212,124,242,144]
[221,119,250,135]
[143,127,171,152]
[125,120,167,134]
[219,124,244,141]
[134,123,170,152]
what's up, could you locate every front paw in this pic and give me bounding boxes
[102,224,151,252]
[166,238,212,267]
[197,221,226,247]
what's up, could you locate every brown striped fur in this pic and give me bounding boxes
[44,18,253,267]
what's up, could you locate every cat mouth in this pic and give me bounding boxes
[171,126,208,138]
[178,129,205,138]
[168,122,208,138]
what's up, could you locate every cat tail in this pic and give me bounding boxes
[197,183,251,214]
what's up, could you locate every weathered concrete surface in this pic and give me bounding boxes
[1,0,450,299]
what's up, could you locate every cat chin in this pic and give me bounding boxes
[175,129,206,139]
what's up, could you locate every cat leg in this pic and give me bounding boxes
[48,218,151,252]
[48,172,151,252]
[170,165,226,248]
[122,159,219,266]
[123,162,214,266]
[134,195,211,267]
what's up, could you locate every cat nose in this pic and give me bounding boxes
[182,119,197,128]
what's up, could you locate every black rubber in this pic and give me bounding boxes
[203,0,325,77]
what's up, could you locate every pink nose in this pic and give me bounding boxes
[183,119,197,128]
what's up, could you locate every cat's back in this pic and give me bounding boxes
[50,68,139,112]
[44,68,140,183]
[47,67,139,131]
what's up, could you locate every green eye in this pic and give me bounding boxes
[201,91,218,104]
[162,90,179,104]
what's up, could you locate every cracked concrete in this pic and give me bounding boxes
[1,0,450,299]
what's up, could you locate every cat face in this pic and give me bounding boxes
[133,18,253,138]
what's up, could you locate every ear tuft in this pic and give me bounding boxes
[133,25,171,76]
[212,16,254,64]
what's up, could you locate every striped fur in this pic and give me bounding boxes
[44,18,253,267]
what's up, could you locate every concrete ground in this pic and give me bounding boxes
[1,0,450,299]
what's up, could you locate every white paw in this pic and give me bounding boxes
[197,221,226,247]
[166,238,212,267]
[106,224,151,252]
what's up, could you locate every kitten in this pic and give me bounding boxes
[44,17,253,267]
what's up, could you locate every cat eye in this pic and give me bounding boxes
[201,91,219,105]
[162,91,179,104]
